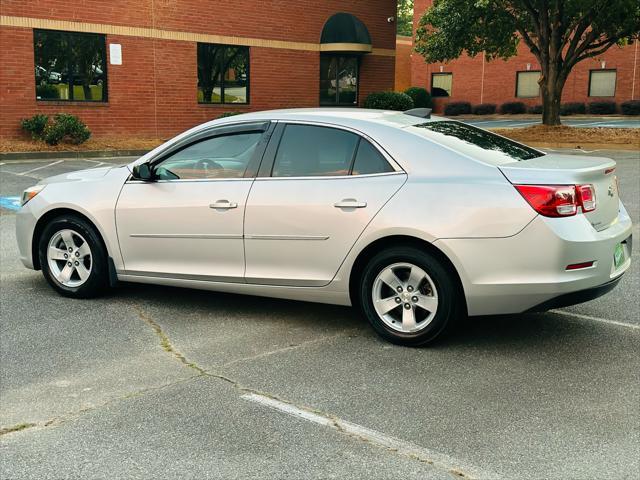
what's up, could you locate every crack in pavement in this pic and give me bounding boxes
[132,306,482,479]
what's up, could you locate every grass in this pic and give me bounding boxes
[197,88,239,103]
[38,84,104,101]
[0,422,36,435]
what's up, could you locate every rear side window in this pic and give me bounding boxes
[272,125,358,177]
[412,121,543,164]
[352,140,394,175]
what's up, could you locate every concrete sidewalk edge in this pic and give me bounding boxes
[0,149,149,161]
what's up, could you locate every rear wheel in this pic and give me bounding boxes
[39,215,109,298]
[359,247,461,346]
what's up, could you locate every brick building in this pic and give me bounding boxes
[411,0,639,112]
[0,1,397,140]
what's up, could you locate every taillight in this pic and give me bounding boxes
[515,184,596,217]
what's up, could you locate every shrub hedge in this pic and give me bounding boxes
[472,103,497,115]
[527,104,543,114]
[587,101,616,115]
[500,101,526,114]
[363,91,414,111]
[560,102,586,115]
[20,113,91,145]
[444,101,472,115]
[404,87,432,108]
[620,100,640,115]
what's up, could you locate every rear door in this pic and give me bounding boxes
[243,122,406,286]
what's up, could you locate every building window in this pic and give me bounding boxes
[33,29,107,102]
[589,70,616,97]
[516,71,540,98]
[431,73,452,97]
[320,55,358,105]
[197,43,249,104]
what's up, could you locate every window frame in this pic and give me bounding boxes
[588,69,617,97]
[319,54,360,106]
[257,121,403,179]
[33,28,108,103]
[197,42,250,105]
[430,72,453,97]
[515,70,541,98]
[128,121,273,183]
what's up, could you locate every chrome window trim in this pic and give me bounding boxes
[252,171,405,182]
[125,177,254,184]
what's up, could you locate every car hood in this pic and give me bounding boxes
[40,165,121,185]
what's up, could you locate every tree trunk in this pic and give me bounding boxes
[82,83,92,101]
[541,85,561,125]
[203,87,213,103]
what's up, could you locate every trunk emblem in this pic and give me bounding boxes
[608,185,615,197]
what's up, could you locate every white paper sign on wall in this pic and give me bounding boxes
[109,44,122,65]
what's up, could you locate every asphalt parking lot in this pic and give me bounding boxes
[1,150,639,479]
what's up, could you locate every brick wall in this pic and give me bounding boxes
[0,0,397,140]
[394,36,412,91]
[411,0,639,112]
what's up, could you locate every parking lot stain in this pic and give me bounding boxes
[0,422,36,436]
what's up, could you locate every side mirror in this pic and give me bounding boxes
[132,163,154,182]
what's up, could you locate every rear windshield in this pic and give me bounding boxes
[410,121,544,164]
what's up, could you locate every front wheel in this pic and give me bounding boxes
[359,247,461,346]
[39,215,109,298]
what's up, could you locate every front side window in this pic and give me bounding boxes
[271,125,394,177]
[198,43,249,104]
[431,73,452,97]
[516,71,540,98]
[589,70,616,97]
[34,29,107,102]
[320,55,358,105]
[155,132,262,180]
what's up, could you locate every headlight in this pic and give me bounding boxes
[21,185,46,206]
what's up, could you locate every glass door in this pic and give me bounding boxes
[320,55,359,106]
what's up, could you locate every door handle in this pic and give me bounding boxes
[209,200,238,209]
[334,199,367,209]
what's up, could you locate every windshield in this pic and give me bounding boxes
[409,121,544,165]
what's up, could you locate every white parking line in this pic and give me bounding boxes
[550,309,640,330]
[242,392,499,479]
[18,159,64,176]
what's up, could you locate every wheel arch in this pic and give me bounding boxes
[31,208,109,270]
[348,235,467,313]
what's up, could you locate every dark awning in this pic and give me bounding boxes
[320,13,372,54]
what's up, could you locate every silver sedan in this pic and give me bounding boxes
[16,109,633,345]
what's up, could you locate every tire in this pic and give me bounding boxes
[358,246,461,346]
[38,215,109,298]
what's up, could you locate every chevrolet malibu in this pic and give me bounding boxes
[16,109,632,346]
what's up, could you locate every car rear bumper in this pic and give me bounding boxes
[434,201,633,316]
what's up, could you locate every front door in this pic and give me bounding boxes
[116,124,268,281]
[244,123,406,286]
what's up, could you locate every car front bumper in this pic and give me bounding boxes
[434,202,633,316]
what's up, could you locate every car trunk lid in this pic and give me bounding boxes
[499,154,619,231]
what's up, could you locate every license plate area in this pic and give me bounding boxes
[611,236,631,276]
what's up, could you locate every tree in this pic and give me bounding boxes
[414,1,640,125]
[397,0,414,36]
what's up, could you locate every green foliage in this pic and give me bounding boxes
[20,114,50,140]
[444,101,471,115]
[43,114,91,145]
[620,100,640,115]
[216,111,242,119]
[587,101,617,114]
[500,102,526,114]
[396,0,414,37]
[415,0,640,125]
[363,92,414,111]
[472,103,496,115]
[560,102,586,115]
[404,86,432,108]
[35,84,60,99]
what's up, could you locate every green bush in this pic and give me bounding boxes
[500,101,526,114]
[560,102,586,115]
[35,84,60,99]
[620,100,640,115]
[472,103,496,115]
[587,101,616,114]
[20,114,50,140]
[528,104,543,114]
[363,91,414,111]
[404,87,432,108]
[444,101,472,116]
[217,111,243,119]
[42,114,91,145]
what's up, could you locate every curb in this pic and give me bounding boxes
[0,149,149,161]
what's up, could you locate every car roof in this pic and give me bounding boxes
[207,108,444,131]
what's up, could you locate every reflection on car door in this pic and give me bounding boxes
[244,123,406,286]
[116,123,270,281]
